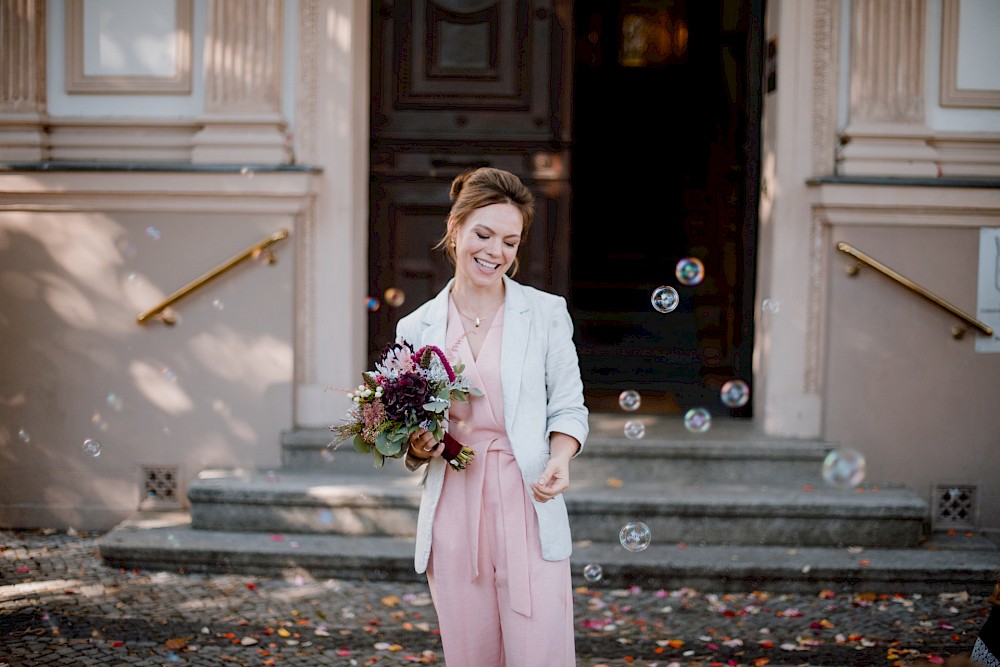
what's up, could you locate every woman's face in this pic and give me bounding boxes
[452,202,523,291]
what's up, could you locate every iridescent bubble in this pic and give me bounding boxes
[240,167,255,179]
[623,420,645,440]
[106,393,124,411]
[145,226,161,241]
[265,470,279,483]
[366,296,381,312]
[321,447,336,463]
[650,285,679,314]
[91,412,109,432]
[822,448,866,488]
[675,257,705,286]
[212,299,225,310]
[126,272,142,286]
[18,428,31,444]
[116,238,137,261]
[583,563,603,582]
[761,298,780,314]
[720,379,750,408]
[619,521,651,552]
[618,390,641,412]
[317,509,334,525]
[161,367,177,382]
[252,248,276,265]
[82,439,102,457]
[683,407,712,433]
[383,287,405,308]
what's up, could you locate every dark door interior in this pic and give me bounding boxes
[570,0,762,416]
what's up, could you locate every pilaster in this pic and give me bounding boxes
[838,0,936,176]
[192,0,292,164]
[0,0,48,161]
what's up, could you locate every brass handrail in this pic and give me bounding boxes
[836,241,993,338]
[137,229,289,325]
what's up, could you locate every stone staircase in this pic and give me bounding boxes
[100,414,1000,594]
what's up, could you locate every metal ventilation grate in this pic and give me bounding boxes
[141,466,181,508]
[932,484,977,530]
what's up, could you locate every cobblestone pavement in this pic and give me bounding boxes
[1,529,993,667]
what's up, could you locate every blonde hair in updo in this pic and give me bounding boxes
[434,167,535,277]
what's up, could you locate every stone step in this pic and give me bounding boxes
[187,470,928,547]
[284,422,838,485]
[99,510,1000,595]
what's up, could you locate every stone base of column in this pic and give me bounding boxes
[0,115,49,161]
[837,124,938,177]
[192,116,292,165]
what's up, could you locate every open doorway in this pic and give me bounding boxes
[570,0,763,417]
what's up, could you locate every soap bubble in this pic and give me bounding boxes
[91,412,109,432]
[583,563,603,582]
[761,298,780,314]
[265,470,279,483]
[683,407,712,433]
[383,287,405,308]
[321,447,336,463]
[720,379,750,408]
[116,238,137,260]
[366,296,381,312]
[619,521,651,552]
[623,420,645,440]
[240,167,255,179]
[145,226,161,241]
[212,299,225,310]
[161,367,177,382]
[822,448,866,488]
[18,428,31,444]
[82,439,102,457]
[618,390,641,412]
[675,257,705,286]
[106,393,124,411]
[650,286,679,314]
[252,248,276,264]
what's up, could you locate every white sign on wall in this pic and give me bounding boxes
[976,228,1000,353]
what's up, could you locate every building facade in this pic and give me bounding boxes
[1,0,998,538]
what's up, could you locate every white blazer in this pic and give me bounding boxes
[396,276,589,573]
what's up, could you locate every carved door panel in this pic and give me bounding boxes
[371,0,570,142]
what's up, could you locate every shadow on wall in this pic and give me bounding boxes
[0,211,294,530]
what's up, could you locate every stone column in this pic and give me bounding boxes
[192,0,292,164]
[837,0,936,176]
[0,0,48,161]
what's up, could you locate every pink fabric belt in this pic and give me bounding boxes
[467,441,532,617]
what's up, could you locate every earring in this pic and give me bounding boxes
[450,241,456,248]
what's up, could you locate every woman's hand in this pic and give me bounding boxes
[531,432,580,503]
[530,454,571,502]
[407,428,442,461]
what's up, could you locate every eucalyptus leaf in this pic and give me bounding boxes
[423,400,447,413]
[353,435,369,454]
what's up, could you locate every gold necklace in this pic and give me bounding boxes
[453,298,504,330]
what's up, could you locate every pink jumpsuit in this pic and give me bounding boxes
[424,298,575,666]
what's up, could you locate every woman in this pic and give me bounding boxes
[396,167,588,666]
[970,578,999,666]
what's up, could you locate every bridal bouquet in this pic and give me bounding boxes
[329,340,481,470]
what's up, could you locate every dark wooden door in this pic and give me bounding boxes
[369,0,762,417]
[570,0,762,416]
[368,1,573,364]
